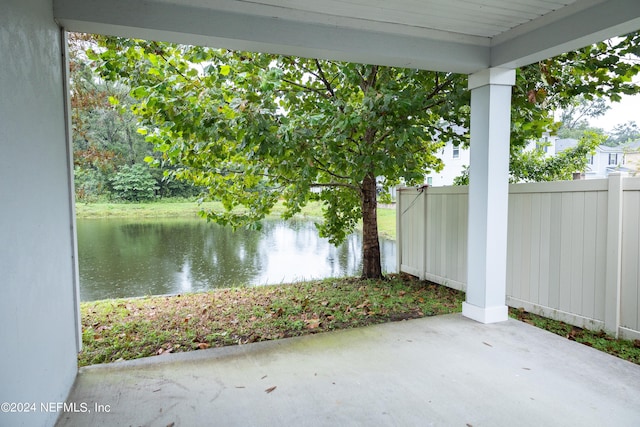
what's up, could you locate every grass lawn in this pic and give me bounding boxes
[75,199,219,219]
[78,274,640,368]
[79,274,463,366]
[75,199,398,240]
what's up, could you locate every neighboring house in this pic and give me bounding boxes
[425,141,470,186]
[622,140,640,176]
[585,145,626,178]
[427,137,638,186]
[426,134,554,186]
[552,138,639,179]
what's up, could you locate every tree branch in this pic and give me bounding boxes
[425,73,454,101]
[314,59,336,98]
[374,128,394,145]
[310,182,359,191]
[278,79,329,97]
[151,42,192,83]
[421,98,447,113]
[311,155,351,180]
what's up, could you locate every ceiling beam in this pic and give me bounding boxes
[54,0,490,74]
[54,0,640,74]
[492,0,640,68]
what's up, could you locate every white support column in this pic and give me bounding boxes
[462,68,515,324]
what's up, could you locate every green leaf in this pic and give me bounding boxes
[131,86,148,98]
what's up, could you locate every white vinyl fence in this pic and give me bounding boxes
[397,173,640,340]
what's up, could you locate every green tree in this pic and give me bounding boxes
[608,121,640,145]
[556,95,608,140]
[69,33,145,163]
[90,40,469,278]
[500,32,639,180]
[559,96,609,130]
[70,33,203,200]
[509,133,603,182]
[89,31,640,278]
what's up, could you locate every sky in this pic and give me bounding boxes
[588,93,640,132]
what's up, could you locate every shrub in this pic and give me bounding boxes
[110,163,158,201]
[75,167,111,202]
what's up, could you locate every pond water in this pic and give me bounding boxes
[77,218,396,301]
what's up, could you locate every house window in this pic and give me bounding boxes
[587,155,594,165]
[609,153,618,165]
[427,177,433,186]
[452,146,459,159]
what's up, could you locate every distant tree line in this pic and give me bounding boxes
[69,33,202,202]
[557,95,640,145]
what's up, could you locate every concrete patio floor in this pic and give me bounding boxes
[57,313,640,427]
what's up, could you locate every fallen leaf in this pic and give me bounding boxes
[305,318,321,329]
[197,342,210,350]
[482,342,493,347]
[157,346,173,355]
[265,386,277,394]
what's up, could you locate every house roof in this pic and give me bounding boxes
[598,145,625,153]
[552,138,635,155]
[622,139,640,151]
[53,0,640,74]
[555,138,580,152]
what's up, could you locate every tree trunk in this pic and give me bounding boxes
[361,172,382,279]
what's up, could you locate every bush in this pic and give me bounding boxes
[75,167,111,202]
[149,166,203,199]
[110,163,158,201]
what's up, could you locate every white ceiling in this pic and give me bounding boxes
[54,0,640,74]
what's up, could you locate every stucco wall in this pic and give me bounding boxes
[0,1,79,426]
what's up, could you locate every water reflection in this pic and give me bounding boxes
[77,218,396,301]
